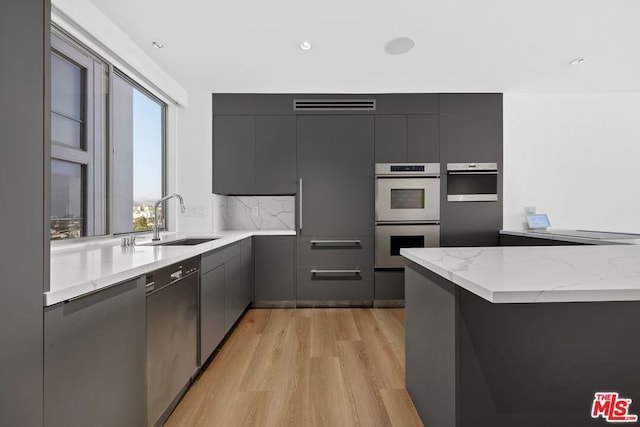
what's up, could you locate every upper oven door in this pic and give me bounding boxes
[375,177,440,222]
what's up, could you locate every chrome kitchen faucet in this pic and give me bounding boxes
[152,193,186,241]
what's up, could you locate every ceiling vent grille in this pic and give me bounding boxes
[293,99,377,112]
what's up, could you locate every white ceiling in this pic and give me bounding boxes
[88,0,640,93]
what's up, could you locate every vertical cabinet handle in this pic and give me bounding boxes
[298,178,303,232]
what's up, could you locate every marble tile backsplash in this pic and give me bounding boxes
[225,196,295,230]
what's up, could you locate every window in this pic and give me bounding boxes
[50,29,166,240]
[112,72,164,234]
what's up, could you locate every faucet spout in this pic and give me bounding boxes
[152,193,186,241]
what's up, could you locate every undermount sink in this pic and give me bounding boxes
[153,238,219,246]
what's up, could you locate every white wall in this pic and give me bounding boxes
[173,83,221,233]
[503,93,640,233]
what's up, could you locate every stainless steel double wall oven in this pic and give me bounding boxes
[375,163,440,269]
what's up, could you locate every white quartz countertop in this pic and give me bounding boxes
[500,229,640,245]
[47,230,296,306]
[401,245,640,303]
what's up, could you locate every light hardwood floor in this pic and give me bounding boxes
[166,308,423,427]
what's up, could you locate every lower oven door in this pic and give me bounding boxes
[375,223,440,269]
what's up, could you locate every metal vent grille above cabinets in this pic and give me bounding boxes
[293,99,377,112]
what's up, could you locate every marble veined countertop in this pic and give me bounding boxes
[401,245,640,303]
[47,230,296,307]
[500,229,640,245]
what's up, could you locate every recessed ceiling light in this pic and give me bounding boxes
[569,57,585,66]
[385,37,415,55]
[300,41,312,51]
[151,41,164,49]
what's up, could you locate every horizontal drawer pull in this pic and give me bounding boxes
[447,171,498,175]
[310,269,361,275]
[310,240,361,246]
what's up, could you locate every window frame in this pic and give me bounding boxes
[50,25,167,241]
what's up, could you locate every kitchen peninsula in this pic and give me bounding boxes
[402,245,640,427]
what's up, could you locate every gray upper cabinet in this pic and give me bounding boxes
[375,115,407,162]
[375,114,439,163]
[407,115,440,162]
[213,115,255,194]
[297,115,374,237]
[44,277,146,427]
[439,94,502,163]
[255,116,296,194]
[213,114,296,195]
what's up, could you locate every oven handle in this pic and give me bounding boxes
[375,221,440,226]
[447,170,498,175]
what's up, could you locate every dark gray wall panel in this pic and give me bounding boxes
[0,1,47,426]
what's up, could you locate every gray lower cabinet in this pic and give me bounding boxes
[44,277,146,427]
[199,264,226,364]
[200,239,253,360]
[213,114,296,195]
[224,255,244,333]
[374,270,405,302]
[254,235,295,304]
[296,237,374,304]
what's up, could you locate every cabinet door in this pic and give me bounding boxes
[213,115,255,194]
[44,277,146,427]
[254,236,295,301]
[240,237,254,305]
[200,264,226,364]
[224,255,244,333]
[375,115,407,163]
[408,115,439,162]
[439,94,503,163]
[255,116,296,194]
[297,115,374,236]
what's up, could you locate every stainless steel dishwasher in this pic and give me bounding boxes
[146,256,199,427]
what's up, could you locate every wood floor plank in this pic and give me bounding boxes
[380,388,425,427]
[309,309,338,358]
[336,340,393,427]
[351,309,405,389]
[166,308,423,427]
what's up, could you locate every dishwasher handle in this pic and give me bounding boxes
[170,269,183,283]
